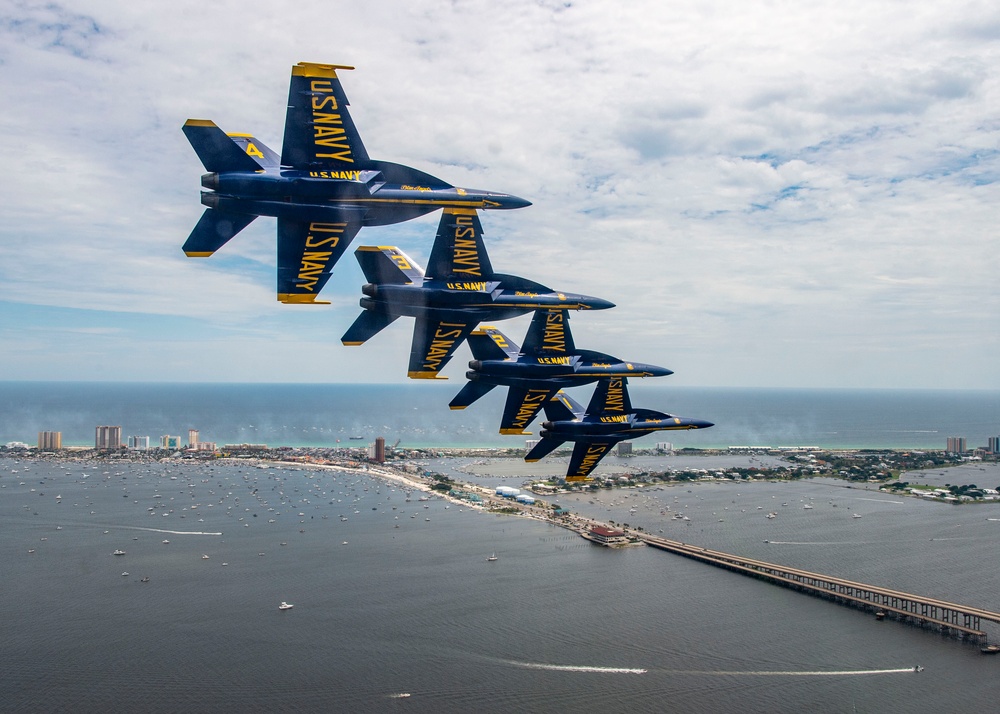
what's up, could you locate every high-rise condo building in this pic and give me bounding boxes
[95,425,122,450]
[38,431,62,450]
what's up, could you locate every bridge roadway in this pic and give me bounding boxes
[640,533,1000,644]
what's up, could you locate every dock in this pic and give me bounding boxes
[640,533,1000,644]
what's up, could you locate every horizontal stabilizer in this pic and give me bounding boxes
[467,326,519,362]
[182,209,257,257]
[525,437,564,463]
[449,382,497,410]
[342,310,399,345]
[183,120,262,173]
[354,246,424,285]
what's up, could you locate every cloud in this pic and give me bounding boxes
[0,0,997,388]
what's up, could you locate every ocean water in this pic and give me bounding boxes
[1,382,998,450]
[3,457,1000,713]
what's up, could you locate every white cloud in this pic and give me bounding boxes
[0,0,997,388]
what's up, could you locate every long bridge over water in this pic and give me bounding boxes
[639,533,1000,646]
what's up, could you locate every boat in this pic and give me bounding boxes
[121,572,129,576]
[162,539,170,544]
[875,610,886,620]
[803,504,813,510]
[140,576,150,583]
[278,601,294,611]
[852,513,863,519]
[981,645,1000,654]
[112,549,126,556]
[487,552,498,562]
[201,554,210,559]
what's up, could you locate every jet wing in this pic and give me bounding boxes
[407,316,479,379]
[586,376,632,416]
[522,309,576,355]
[499,386,558,435]
[280,63,370,171]
[567,440,616,480]
[277,214,364,303]
[425,208,493,281]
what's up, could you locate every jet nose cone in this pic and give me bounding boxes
[589,297,616,310]
[689,419,714,429]
[636,364,673,378]
[497,194,532,209]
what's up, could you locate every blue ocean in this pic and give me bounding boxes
[1,382,998,450]
[4,382,1000,712]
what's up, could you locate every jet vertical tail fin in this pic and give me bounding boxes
[281,62,370,171]
[354,246,424,285]
[543,390,584,422]
[467,326,520,362]
[183,120,263,173]
[227,133,281,169]
[182,209,257,257]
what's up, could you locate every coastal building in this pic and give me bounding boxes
[188,429,199,448]
[369,436,385,463]
[588,525,628,545]
[656,442,674,453]
[95,425,121,450]
[5,441,30,450]
[160,435,181,449]
[616,441,633,456]
[38,431,62,450]
[989,436,999,454]
[128,436,150,450]
[946,436,967,454]
[195,441,217,452]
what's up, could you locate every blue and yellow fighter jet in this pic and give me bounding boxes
[342,207,614,379]
[525,377,714,481]
[449,311,673,435]
[182,62,530,304]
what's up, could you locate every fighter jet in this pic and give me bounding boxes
[525,377,713,481]
[341,208,614,379]
[449,311,673,435]
[182,62,530,304]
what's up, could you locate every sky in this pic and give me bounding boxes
[0,0,997,389]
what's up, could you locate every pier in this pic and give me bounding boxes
[640,534,1000,645]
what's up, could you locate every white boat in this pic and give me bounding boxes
[487,552,498,562]
[112,549,126,556]
[852,513,863,519]
[162,539,170,544]
[121,572,129,576]
[278,601,294,610]
[803,504,814,509]
[201,554,210,559]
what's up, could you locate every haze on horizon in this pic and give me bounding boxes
[0,1,996,390]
